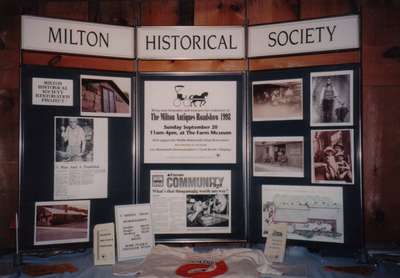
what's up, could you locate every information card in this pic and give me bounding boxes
[93,223,115,265]
[264,223,288,263]
[115,204,154,261]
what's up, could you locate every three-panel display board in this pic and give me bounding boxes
[20,63,362,253]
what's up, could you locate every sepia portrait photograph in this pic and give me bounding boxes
[81,75,131,117]
[55,117,94,163]
[186,194,229,228]
[311,129,354,184]
[252,78,303,121]
[253,136,304,177]
[310,70,353,126]
[34,200,90,245]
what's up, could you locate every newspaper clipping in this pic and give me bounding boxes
[150,170,231,234]
[54,116,108,200]
[144,80,237,164]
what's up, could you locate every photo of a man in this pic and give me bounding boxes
[311,70,353,126]
[55,117,94,162]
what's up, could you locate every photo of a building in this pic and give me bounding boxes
[254,137,304,177]
[81,75,131,117]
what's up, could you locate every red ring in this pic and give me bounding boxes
[176,260,228,278]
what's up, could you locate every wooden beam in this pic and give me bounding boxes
[22,51,135,72]
[249,51,360,71]
[195,0,245,25]
[138,59,246,72]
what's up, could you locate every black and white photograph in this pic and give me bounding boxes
[81,75,131,117]
[253,137,304,177]
[311,129,354,184]
[34,200,90,245]
[55,117,94,163]
[186,194,229,228]
[262,185,344,243]
[252,78,303,121]
[54,116,108,200]
[310,70,353,126]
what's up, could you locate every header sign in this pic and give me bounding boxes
[21,15,134,58]
[137,26,245,60]
[248,15,359,57]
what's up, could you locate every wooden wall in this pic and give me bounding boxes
[0,0,399,250]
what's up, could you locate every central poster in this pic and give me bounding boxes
[144,80,237,164]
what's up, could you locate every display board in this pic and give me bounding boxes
[248,64,363,252]
[20,65,134,250]
[137,73,246,242]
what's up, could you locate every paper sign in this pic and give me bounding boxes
[264,223,288,263]
[249,15,359,57]
[22,15,134,58]
[94,223,116,266]
[115,204,154,262]
[32,78,73,106]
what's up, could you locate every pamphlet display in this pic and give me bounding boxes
[19,15,363,251]
[138,73,246,242]
[249,64,362,250]
[20,65,134,250]
[115,204,154,261]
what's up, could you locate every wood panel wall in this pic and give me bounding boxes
[0,0,398,250]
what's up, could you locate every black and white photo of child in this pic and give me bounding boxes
[186,194,229,228]
[311,70,353,126]
[312,129,354,184]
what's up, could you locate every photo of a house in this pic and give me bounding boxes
[34,201,90,245]
[253,137,304,177]
[81,75,131,117]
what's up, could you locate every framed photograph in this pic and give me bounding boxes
[252,78,303,121]
[310,70,353,126]
[253,136,304,177]
[311,129,354,184]
[81,75,131,117]
[34,200,90,245]
[261,185,344,243]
